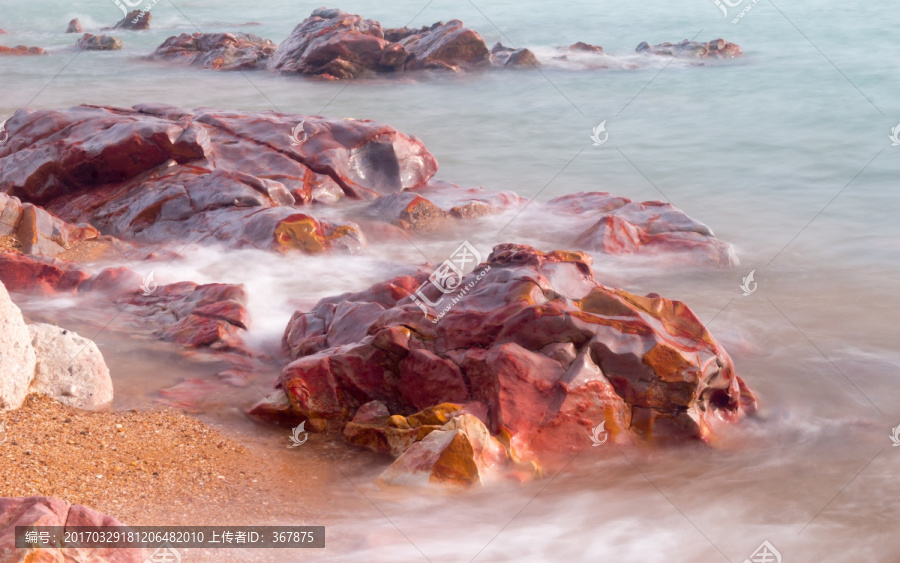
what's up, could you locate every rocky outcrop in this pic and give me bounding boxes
[149,32,277,70]
[76,34,123,51]
[0,104,436,253]
[266,8,490,79]
[636,38,742,59]
[0,496,144,562]
[545,192,737,265]
[251,244,757,470]
[0,45,47,56]
[66,18,84,33]
[0,193,103,258]
[0,281,113,410]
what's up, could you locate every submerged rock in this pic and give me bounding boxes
[491,43,540,68]
[252,244,757,470]
[0,45,47,56]
[76,34,123,51]
[149,32,277,70]
[636,38,742,59]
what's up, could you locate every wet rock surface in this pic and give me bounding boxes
[636,38,743,59]
[149,32,277,70]
[252,244,757,471]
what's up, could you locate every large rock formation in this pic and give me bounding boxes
[250,244,757,470]
[0,104,437,253]
[149,32,277,70]
[0,496,144,562]
[266,8,491,79]
[0,281,113,410]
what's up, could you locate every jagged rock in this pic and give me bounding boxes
[109,10,151,31]
[252,244,757,469]
[149,32,277,70]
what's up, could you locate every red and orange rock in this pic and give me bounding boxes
[251,244,757,473]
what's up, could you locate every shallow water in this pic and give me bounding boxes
[2,0,900,561]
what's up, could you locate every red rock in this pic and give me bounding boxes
[149,32,277,70]
[636,38,742,59]
[546,192,737,266]
[0,194,101,257]
[0,45,47,56]
[0,252,90,294]
[268,9,489,78]
[568,42,604,53]
[0,104,436,253]
[66,19,83,33]
[255,244,757,469]
[76,34,123,51]
[0,496,144,562]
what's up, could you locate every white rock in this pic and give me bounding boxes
[0,282,37,410]
[28,323,113,410]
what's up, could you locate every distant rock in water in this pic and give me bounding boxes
[66,18,84,33]
[0,45,47,56]
[266,8,491,79]
[107,10,151,31]
[250,244,758,474]
[76,33,123,51]
[491,43,539,68]
[149,32,277,70]
[637,38,742,59]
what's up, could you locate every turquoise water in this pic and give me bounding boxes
[2,1,899,561]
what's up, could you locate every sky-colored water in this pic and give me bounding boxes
[2,1,900,561]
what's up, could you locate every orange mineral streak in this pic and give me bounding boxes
[274,214,327,254]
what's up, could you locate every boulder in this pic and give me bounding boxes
[149,32,277,70]
[253,244,757,469]
[0,194,101,258]
[28,323,113,409]
[568,42,604,54]
[545,192,737,266]
[0,104,436,252]
[0,281,36,410]
[0,496,144,562]
[76,34,123,51]
[395,20,491,72]
[636,38,742,59]
[66,18,83,33]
